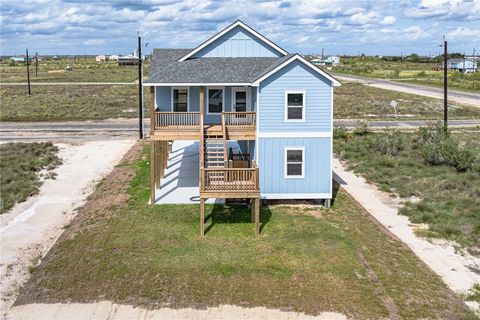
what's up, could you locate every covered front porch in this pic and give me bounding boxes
[149,85,256,141]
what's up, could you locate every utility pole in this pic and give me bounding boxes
[443,37,448,129]
[35,52,38,77]
[26,49,31,95]
[137,32,144,139]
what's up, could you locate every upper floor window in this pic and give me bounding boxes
[172,88,188,112]
[285,147,304,178]
[285,91,305,121]
[208,88,224,114]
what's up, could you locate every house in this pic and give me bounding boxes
[310,58,324,66]
[109,55,119,61]
[144,20,341,236]
[447,58,477,73]
[324,56,340,66]
[96,55,108,62]
[9,56,32,63]
[118,55,139,66]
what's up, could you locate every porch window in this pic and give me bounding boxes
[208,88,223,113]
[285,91,305,121]
[172,88,188,112]
[285,147,304,178]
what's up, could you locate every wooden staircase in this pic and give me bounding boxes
[203,125,226,168]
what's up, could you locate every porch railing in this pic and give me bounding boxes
[223,112,256,128]
[154,112,200,130]
[201,161,259,193]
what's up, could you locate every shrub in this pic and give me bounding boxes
[415,123,480,172]
[353,121,371,136]
[416,71,426,77]
[333,127,348,140]
[373,130,404,157]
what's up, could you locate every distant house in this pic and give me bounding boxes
[310,58,323,66]
[96,55,108,62]
[118,55,139,66]
[9,56,32,63]
[447,58,477,73]
[109,55,119,61]
[324,56,340,66]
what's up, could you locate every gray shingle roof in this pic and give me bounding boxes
[145,48,289,84]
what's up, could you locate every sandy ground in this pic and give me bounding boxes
[0,139,135,313]
[5,302,346,320]
[332,158,480,312]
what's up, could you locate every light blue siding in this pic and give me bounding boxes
[155,86,171,111]
[192,26,283,58]
[257,137,331,196]
[258,60,332,132]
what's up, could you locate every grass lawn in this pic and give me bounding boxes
[16,143,475,319]
[334,128,480,256]
[331,58,480,93]
[0,58,150,83]
[0,142,61,213]
[0,84,151,121]
[334,83,480,120]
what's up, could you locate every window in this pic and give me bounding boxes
[172,88,188,112]
[208,88,223,113]
[285,148,304,178]
[285,91,305,121]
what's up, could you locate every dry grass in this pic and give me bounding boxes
[0,142,61,213]
[0,84,151,121]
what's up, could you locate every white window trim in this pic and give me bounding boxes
[171,87,189,112]
[284,90,306,122]
[206,86,225,115]
[231,87,251,112]
[284,147,305,179]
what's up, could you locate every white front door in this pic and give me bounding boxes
[231,87,251,112]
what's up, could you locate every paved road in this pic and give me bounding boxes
[1,118,479,142]
[0,82,135,86]
[334,74,480,107]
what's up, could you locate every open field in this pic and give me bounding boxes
[0,85,152,121]
[15,144,475,319]
[0,58,150,83]
[331,58,480,93]
[1,82,478,122]
[334,126,480,256]
[334,83,480,120]
[0,142,61,213]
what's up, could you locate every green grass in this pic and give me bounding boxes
[0,84,151,121]
[0,142,62,213]
[0,58,150,83]
[331,57,480,93]
[16,144,475,319]
[334,83,480,120]
[334,128,480,255]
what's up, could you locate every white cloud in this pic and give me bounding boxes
[380,16,396,25]
[84,39,106,45]
[447,26,480,38]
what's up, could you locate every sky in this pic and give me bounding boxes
[1,0,479,57]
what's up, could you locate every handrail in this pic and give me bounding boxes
[201,166,259,192]
[223,112,256,127]
[154,112,200,130]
